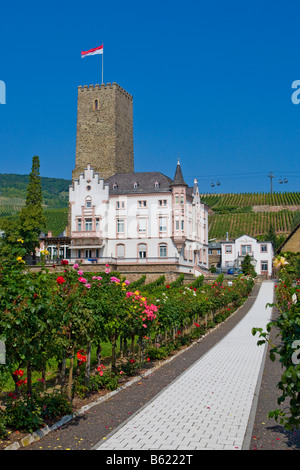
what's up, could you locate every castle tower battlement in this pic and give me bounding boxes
[72,82,134,181]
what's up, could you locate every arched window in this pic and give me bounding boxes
[117,244,125,259]
[159,243,167,258]
[138,243,147,259]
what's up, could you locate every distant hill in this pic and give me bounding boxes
[0,173,71,209]
[201,192,300,241]
[0,173,71,236]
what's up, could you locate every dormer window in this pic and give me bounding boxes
[113,183,118,190]
[154,180,160,188]
[133,182,139,189]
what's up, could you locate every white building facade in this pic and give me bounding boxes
[68,161,209,275]
[220,235,274,276]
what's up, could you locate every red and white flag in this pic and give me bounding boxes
[81,44,103,58]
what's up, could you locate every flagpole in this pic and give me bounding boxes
[102,47,104,84]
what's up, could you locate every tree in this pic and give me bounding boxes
[241,254,255,276]
[265,224,277,248]
[19,156,46,260]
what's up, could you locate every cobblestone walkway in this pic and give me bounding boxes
[95,280,274,450]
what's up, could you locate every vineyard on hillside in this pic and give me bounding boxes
[201,191,300,208]
[0,205,24,219]
[203,191,300,240]
[208,210,300,240]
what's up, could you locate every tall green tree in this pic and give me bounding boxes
[19,156,46,260]
[241,254,256,276]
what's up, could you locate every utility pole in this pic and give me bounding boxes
[268,171,274,194]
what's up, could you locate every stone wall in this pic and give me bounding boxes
[27,263,193,284]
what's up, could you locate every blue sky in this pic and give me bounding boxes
[0,0,300,194]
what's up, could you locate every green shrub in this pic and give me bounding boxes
[146,346,168,360]
[4,393,44,433]
[38,391,72,420]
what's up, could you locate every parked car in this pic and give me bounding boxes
[227,268,243,275]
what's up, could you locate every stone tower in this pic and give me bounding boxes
[72,82,134,181]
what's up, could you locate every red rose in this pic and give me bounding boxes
[56,276,66,285]
[61,260,68,265]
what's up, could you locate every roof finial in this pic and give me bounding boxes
[177,153,180,165]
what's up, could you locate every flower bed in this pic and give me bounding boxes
[0,252,255,439]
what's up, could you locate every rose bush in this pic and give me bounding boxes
[252,256,300,430]
[0,258,254,436]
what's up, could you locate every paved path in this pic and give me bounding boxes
[94,280,274,451]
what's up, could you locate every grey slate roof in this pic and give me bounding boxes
[170,160,188,187]
[105,160,190,195]
[105,171,174,195]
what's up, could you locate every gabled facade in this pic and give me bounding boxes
[68,161,209,274]
[220,234,274,276]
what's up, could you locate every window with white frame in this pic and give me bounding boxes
[261,261,268,272]
[158,199,167,207]
[95,218,100,231]
[261,244,268,252]
[116,200,125,209]
[138,243,147,258]
[85,218,92,231]
[86,197,92,208]
[117,244,125,258]
[159,217,167,232]
[225,245,232,253]
[138,218,147,232]
[159,244,167,258]
[138,200,147,208]
[77,219,82,231]
[241,245,252,256]
[117,219,125,233]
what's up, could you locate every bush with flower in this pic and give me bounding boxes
[0,254,256,436]
[252,255,300,430]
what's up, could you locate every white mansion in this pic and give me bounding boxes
[68,161,209,275]
[38,82,209,276]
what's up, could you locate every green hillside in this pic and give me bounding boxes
[0,173,71,210]
[0,174,71,236]
[201,191,300,241]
